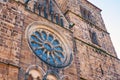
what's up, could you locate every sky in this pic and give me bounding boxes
[88,0,120,58]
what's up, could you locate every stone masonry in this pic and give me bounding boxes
[0,0,120,80]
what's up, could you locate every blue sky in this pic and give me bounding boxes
[88,0,120,58]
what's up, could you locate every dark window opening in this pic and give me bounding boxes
[50,11,54,22]
[38,4,42,16]
[89,31,99,45]
[44,6,48,19]
[49,0,53,14]
[55,14,59,24]
[60,18,64,27]
[33,1,37,13]
[80,5,96,24]
[91,32,99,45]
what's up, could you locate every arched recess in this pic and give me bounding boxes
[25,65,45,80]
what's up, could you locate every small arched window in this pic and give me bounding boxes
[91,32,99,45]
[89,30,99,45]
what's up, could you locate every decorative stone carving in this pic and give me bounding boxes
[26,22,73,68]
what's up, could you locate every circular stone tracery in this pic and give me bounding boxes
[29,29,66,67]
[44,43,52,51]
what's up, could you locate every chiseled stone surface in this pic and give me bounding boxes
[0,0,120,80]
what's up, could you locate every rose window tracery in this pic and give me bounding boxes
[28,29,67,67]
[26,22,73,68]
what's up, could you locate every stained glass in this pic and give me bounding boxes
[29,29,66,67]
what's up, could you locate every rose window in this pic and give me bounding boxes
[27,22,73,68]
[28,29,67,67]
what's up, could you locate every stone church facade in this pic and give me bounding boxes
[0,0,120,80]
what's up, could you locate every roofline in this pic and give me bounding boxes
[86,0,102,12]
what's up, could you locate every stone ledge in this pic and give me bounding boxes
[0,57,20,68]
[74,36,120,61]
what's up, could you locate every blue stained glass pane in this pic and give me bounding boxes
[55,46,63,51]
[35,31,42,42]
[55,57,61,64]
[44,43,52,51]
[31,41,40,47]
[49,54,54,64]
[53,40,59,45]
[29,29,67,67]
[35,31,39,36]
[42,52,47,60]
[48,34,53,42]
[31,35,39,42]
[35,49,43,55]
[41,31,47,40]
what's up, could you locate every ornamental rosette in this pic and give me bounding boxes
[26,22,72,68]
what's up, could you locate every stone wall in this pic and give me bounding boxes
[75,39,120,80]
[0,1,23,79]
[56,0,120,79]
[55,0,106,31]
[0,0,120,80]
[66,11,117,57]
[0,0,75,80]
[0,63,18,80]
